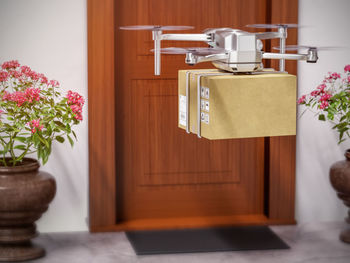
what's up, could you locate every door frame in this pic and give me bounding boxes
[88,0,298,232]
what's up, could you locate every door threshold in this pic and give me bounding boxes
[90,214,296,232]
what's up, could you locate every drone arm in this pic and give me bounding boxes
[152,33,213,75]
[255,32,282,40]
[256,27,289,71]
[185,53,229,65]
[262,52,307,61]
[161,33,212,42]
[152,30,162,75]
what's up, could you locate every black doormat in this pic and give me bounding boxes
[126,226,289,255]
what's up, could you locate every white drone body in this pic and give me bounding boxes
[120,24,319,75]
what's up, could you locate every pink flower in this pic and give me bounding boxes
[27,119,43,134]
[18,66,44,82]
[10,70,22,79]
[25,87,41,103]
[49,80,60,87]
[298,95,306,104]
[66,90,84,121]
[20,65,31,75]
[311,90,320,97]
[2,88,41,106]
[11,91,27,107]
[66,91,84,106]
[317,84,326,92]
[2,91,11,101]
[344,65,350,73]
[320,93,332,102]
[29,71,40,81]
[324,72,341,83]
[0,110,3,115]
[319,101,329,109]
[344,76,350,84]
[70,104,83,121]
[332,72,341,79]
[1,60,20,70]
[0,71,9,82]
[39,73,48,84]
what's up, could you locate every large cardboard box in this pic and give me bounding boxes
[178,69,297,140]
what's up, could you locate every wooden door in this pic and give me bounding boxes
[88,0,298,231]
[115,0,268,226]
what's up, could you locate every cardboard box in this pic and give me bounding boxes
[178,69,297,140]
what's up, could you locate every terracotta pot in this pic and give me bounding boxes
[0,158,56,262]
[329,149,350,244]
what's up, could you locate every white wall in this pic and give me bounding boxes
[0,0,88,232]
[0,0,349,233]
[296,0,350,222]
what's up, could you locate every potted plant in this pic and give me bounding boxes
[298,64,350,243]
[0,60,84,261]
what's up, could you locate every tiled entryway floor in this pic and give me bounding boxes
[29,222,350,263]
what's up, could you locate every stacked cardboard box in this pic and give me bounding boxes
[178,69,297,140]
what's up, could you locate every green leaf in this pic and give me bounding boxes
[327,112,334,121]
[37,134,49,148]
[72,130,77,141]
[46,124,52,135]
[339,127,349,133]
[14,145,26,151]
[50,121,55,130]
[338,137,347,144]
[37,145,42,159]
[66,124,71,133]
[67,134,74,147]
[14,137,27,143]
[42,153,49,164]
[41,147,50,164]
[33,133,40,147]
[54,120,67,131]
[318,114,326,121]
[56,136,65,143]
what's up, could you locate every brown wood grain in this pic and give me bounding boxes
[88,0,117,229]
[115,0,267,225]
[88,0,298,232]
[268,0,298,221]
[270,0,299,75]
[269,136,296,220]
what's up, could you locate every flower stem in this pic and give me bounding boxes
[15,143,33,163]
[9,132,18,166]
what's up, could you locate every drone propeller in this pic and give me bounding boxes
[273,45,343,51]
[119,25,194,31]
[120,25,195,75]
[151,47,226,55]
[246,23,298,29]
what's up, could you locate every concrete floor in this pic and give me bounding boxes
[28,222,350,263]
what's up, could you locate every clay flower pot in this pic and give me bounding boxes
[329,149,350,243]
[0,158,56,262]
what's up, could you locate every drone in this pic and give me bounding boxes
[120,24,320,75]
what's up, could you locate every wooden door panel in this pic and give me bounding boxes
[132,79,241,185]
[116,0,267,223]
[119,77,265,220]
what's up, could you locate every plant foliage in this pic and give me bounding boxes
[0,60,84,166]
[298,65,350,144]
